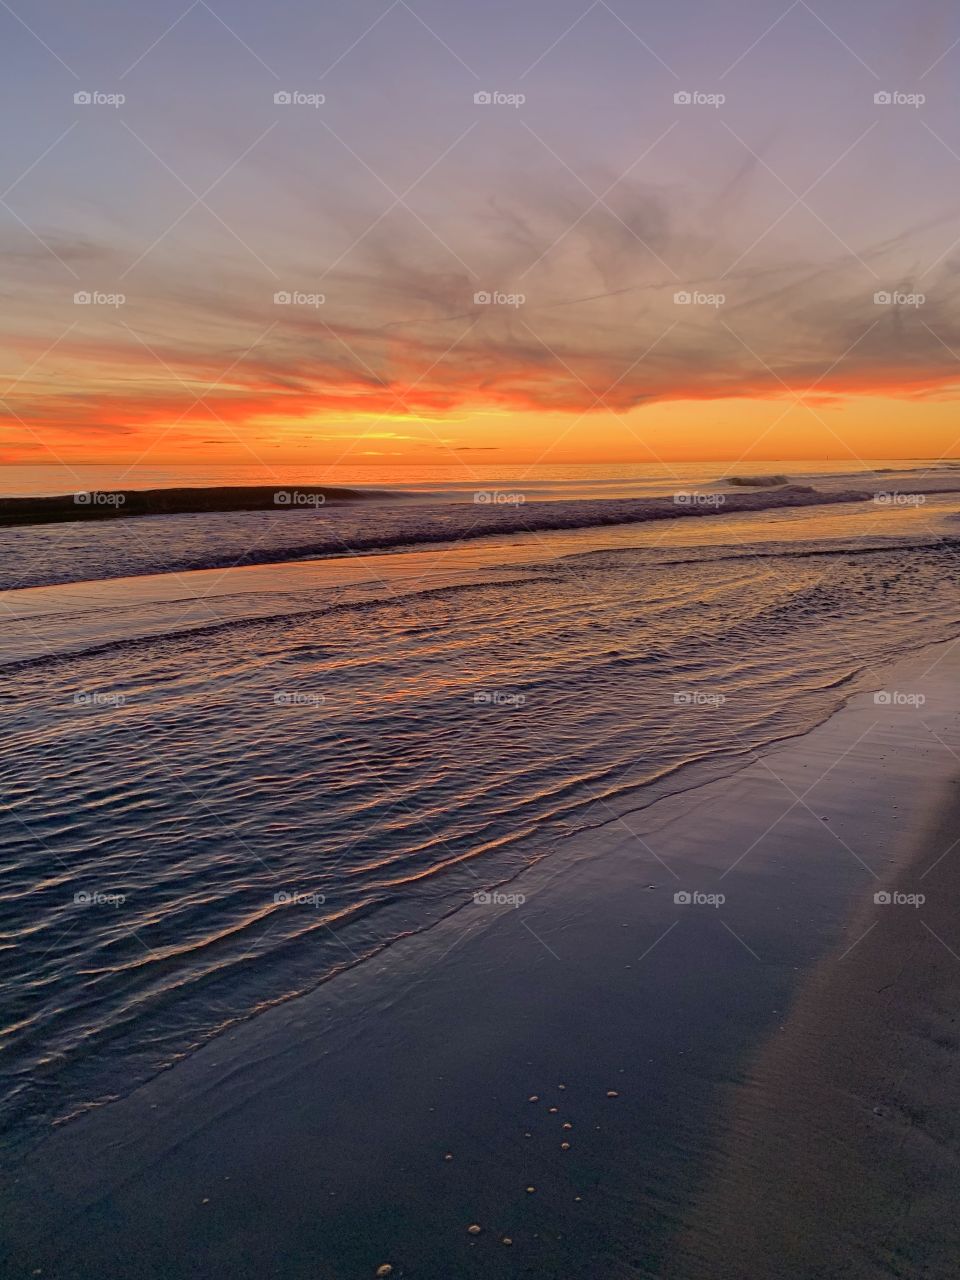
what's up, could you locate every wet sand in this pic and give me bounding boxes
[2,643,959,1279]
[669,774,960,1279]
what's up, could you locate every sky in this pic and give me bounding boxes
[2,0,960,473]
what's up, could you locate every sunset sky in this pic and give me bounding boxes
[3,0,960,471]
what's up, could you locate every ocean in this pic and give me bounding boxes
[2,460,959,1149]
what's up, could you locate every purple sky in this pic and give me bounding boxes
[3,0,960,465]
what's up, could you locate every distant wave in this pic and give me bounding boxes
[723,474,791,487]
[0,484,873,590]
[0,483,393,528]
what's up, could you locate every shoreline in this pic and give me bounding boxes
[3,640,959,1278]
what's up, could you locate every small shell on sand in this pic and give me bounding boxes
[376,1267,393,1278]
[467,1224,482,1235]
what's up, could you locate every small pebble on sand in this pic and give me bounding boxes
[526,1186,536,1193]
[606,1090,619,1098]
[548,1106,558,1113]
[561,1142,571,1150]
[502,1237,513,1246]
[528,1095,539,1103]
[376,1267,393,1278]
[443,1153,453,1161]
[467,1224,482,1235]
[562,1122,572,1130]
